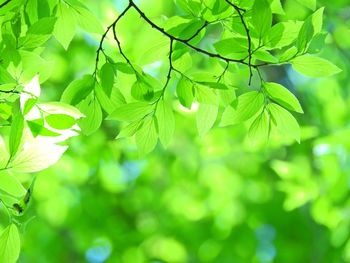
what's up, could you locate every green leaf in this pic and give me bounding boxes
[53,1,77,49]
[38,128,61,137]
[135,117,158,155]
[195,84,217,105]
[114,62,134,74]
[10,137,68,173]
[71,4,103,34]
[0,83,16,92]
[19,50,52,83]
[197,82,228,90]
[213,37,247,57]
[268,103,300,143]
[61,75,95,105]
[27,17,57,34]
[110,87,126,106]
[279,46,298,62]
[220,91,265,126]
[155,99,175,147]
[296,7,324,51]
[116,121,142,139]
[45,114,76,130]
[131,79,154,101]
[295,0,316,10]
[27,118,45,137]
[219,87,236,106]
[0,66,16,83]
[0,170,26,198]
[0,224,20,263]
[291,55,341,78]
[264,21,302,49]
[252,0,272,39]
[196,104,218,137]
[108,102,153,122]
[23,98,37,116]
[253,50,278,63]
[38,102,84,119]
[95,83,115,114]
[270,0,285,15]
[78,97,102,135]
[176,77,194,109]
[264,82,303,113]
[171,19,204,40]
[248,111,270,145]
[22,17,57,48]
[9,110,24,158]
[172,53,192,72]
[307,32,327,54]
[100,63,115,97]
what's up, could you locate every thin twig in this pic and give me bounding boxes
[225,0,253,85]
[128,0,253,66]
[0,0,12,9]
[93,3,133,76]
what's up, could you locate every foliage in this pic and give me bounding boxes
[0,0,348,262]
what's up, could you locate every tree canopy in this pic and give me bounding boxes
[0,0,348,262]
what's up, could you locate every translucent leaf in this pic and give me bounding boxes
[95,83,116,114]
[252,0,272,39]
[116,121,142,139]
[0,136,10,169]
[220,91,265,126]
[196,104,218,137]
[78,97,102,135]
[131,80,154,101]
[176,77,194,109]
[264,21,302,49]
[0,224,20,263]
[9,110,24,158]
[100,63,115,97]
[72,4,103,34]
[19,50,53,83]
[253,50,278,63]
[291,55,341,78]
[61,75,95,105]
[53,2,77,49]
[155,99,175,147]
[135,117,158,155]
[108,102,153,122]
[248,111,270,145]
[45,114,76,130]
[27,17,57,34]
[197,82,228,90]
[268,103,300,143]
[296,7,324,51]
[195,85,217,105]
[295,0,316,10]
[264,82,303,113]
[10,137,68,173]
[213,37,247,57]
[0,170,26,198]
[38,102,84,119]
[270,0,285,15]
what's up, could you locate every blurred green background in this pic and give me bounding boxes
[12,0,350,262]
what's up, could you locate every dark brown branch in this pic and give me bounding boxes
[0,89,19,94]
[112,21,136,72]
[93,3,133,76]
[128,0,251,66]
[0,0,11,9]
[184,20,209,42]
[216,62,230,83]
[154,39,174,110]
